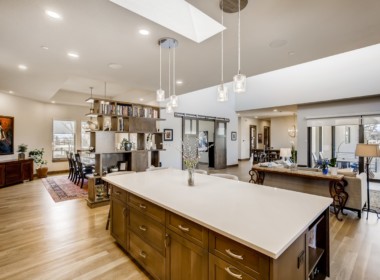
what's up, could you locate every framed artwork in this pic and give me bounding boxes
[118,161,128,171]
[164,129,173,141]
[258,133,263,144]
[198,131,208,152]
[0,115,14,155]
[231,131,237,141]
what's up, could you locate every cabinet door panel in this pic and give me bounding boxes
[128,193,165,223]
[167,230,208,280]
[130,231,165,280]
[0,164,5,186]
[129,208,165,255]
[21,160,33,181]
[5,162,22,185]
[209,254,257,280]
[110,198,128,250]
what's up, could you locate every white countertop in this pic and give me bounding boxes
[103,168,332,259]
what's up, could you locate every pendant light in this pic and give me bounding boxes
[233,0,246,93]
[170,45,178,108]
[217,0,228,102]
[158,38,178,114]
[86,86,98,117]
[166,44,173,113]
[156,42,165,102]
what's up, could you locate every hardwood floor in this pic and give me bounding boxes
[1,166,380,280]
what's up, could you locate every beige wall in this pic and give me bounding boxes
[270,116,298,150]
[0,93,88,172]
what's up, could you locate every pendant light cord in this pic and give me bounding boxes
[159,43,162,89]
[173,46,176,96]
[168,47,171,98]
[238,0,241,74]
[104,82,107,99]
[221,0,224,83]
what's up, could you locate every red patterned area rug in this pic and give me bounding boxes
[42,175,88,203]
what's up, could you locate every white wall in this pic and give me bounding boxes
[270,116,298,150]
[238,117,259,159]
[0,93,88,172]
[235,44,380,111]
[160,85,239,169]
[297,96,380,165]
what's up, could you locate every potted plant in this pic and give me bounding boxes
[17,143,28,160]
[329,157,338,175]
[120,138,133,151]
[29,148,48,178]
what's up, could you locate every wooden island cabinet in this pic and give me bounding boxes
[0,158,33,187]
[105,169,332,280]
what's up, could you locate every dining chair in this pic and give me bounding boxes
[146,166,168,171]
[210,173,239,181]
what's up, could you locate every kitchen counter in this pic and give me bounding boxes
[103,168,332,259]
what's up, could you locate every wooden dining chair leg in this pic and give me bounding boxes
[106,207,110,230]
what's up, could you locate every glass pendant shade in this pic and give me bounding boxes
[156,88,165,102]
[166,102,173,113]
[233,73,246,93]
[217,84,228,102]
[170,94,178,107]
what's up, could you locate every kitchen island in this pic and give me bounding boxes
[103,168,332,280]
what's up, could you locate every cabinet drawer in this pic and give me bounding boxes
[129,231,165,280]
[111,186,127,202]
[209,253,257,280]
[166,212,208,248]
[129,208,165,255]
[209,232,269,279]
[128,193,165,224]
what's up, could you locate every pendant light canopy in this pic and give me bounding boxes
[157,37,179,113]
[232,0,246,93]
[217,0,228,102]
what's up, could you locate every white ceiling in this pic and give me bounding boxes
[1,0,380,112]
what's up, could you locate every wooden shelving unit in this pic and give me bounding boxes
[86,98,165,174]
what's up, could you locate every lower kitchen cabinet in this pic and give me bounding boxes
[110,196,128,250]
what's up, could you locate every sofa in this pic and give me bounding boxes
[257,166,367,218]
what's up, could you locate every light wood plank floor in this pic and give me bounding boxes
[1,166,380,280]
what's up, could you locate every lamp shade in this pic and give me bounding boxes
[280,148,292,158]
[355,143,380,157]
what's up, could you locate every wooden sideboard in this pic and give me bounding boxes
[105,169,332,280]
[0,158,33,187]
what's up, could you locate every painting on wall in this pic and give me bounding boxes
[164,129,173,141]
[0,115,14,155]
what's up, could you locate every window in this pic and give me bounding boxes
[81,121,90,149]
[53,120,75,161]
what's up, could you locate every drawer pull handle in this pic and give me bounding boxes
[225,266,243,279]
[226,249,244,260]
[139,225,147,231]
[139,251,147,259]
[178,225,190,232]
[139,204,146,209]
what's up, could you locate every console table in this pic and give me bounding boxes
[0,158,33,187]
[250,165,348,221]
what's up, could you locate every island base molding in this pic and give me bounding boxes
[110,184,330,280]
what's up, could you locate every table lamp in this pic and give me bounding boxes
[355,143,380,219]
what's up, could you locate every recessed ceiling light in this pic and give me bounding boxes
[41,45,49,50]
[254,116,258,119]
[273,109,278,112]
[8,90,14,94]
[45,10,62,20]
[176,80,183,85]
[139,98,144,101]
[108,63,123,69]
[139,29,150,35]
[288,51,295,56]
[51,101,56,104]
[67,52,79,59]
[18,64,28,70]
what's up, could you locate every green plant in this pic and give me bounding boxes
[17,143,28,153]
[29,148,48,168]
[329,157,337,167]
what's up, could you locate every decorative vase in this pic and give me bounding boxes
[36,167,48,178]
[18,153,25,160]
[124,143,132,151]
[330,167,338,175]
[322,167,328,175]
[187,168,195,186]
